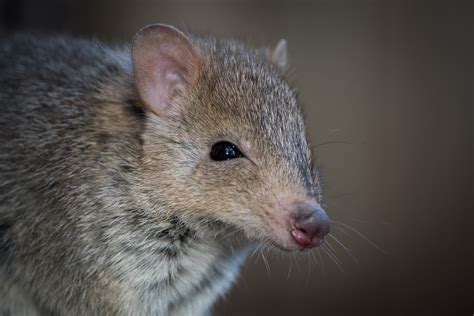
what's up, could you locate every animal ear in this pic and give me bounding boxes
[269,39,288,72]
[132,24,202,116]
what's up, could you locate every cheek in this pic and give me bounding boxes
[183,161,264,213]
[194,158,256,186]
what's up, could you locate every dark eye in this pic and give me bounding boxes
[210,141,244,161]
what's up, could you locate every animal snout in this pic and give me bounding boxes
[290,205,330,249]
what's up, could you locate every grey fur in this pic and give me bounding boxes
[0,30,321,315]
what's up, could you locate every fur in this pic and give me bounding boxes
[0,31,320,315]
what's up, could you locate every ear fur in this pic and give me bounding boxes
[132,24,202,116]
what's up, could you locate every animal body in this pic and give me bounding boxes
[0,24,330,315]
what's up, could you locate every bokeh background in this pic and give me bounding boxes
[1,1,472,315]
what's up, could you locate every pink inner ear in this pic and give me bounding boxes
[132,24,201,117]
[146,63,186,114]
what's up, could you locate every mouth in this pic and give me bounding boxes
[257,228,325,252]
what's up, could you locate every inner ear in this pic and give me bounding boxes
[132,24,203,116]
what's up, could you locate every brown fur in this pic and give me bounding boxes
[0,25,325,315]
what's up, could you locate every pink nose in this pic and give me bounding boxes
[291,206,330,248]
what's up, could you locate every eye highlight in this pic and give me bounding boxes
[210,141,244,161]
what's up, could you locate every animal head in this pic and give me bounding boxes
[132,24,329,250]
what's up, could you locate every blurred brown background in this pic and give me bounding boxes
[1,0,472,315]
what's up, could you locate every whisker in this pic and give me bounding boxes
[249,242,265,263]
[317,249,325,277]
[328,233,359,264]
[286,255,293,280]
[309,250,320,268]
[261,250,271,280]
[322,244,344,272]
[331,225,354,240]
[293,251,302,272]
[349,218,392,226]
[349,218,370,224]
[305,252,313,287]
[331,219,387,254]
[323,241,343,267]
[325,238,337,252]
[311,140,353,149]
